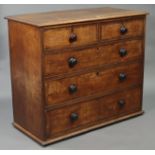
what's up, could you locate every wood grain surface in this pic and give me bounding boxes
[45,61,143,106]
[5,7,148,27]
[44,39,143,76]
[43,24,97,49]
[8,20,45,140]
[46,86,141,137]
[101,17,145,40]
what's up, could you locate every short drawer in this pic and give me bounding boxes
[46,87,141,136]
[44,39,143,76]
[101,17,144,40]
[44,61,142,106]
[43,24,97,49]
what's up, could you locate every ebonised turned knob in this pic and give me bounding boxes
[119,73,127,81]
[118,99,126,108]
[68,84,77,94]
[120,26,128,34]
[70,113,78,122]
[68,57,77,68]
[119,48,127,57]
[69,33,77,43]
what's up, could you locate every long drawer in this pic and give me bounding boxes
[46,87,142,137]
[44,61,142,106]
[44,39,143,76]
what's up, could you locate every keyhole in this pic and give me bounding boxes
[96,71,100,76]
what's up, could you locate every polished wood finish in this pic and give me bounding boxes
[44,39,143,76]
[8,20,45,140]
[5,7,148,27]
[101,17,145,40]
[46,87,141,136]
[45,61,142,106]
[43,24,97,49]
[6,7,147,145]
[14,111,144,145]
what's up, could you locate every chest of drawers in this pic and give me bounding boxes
[6,7,148,145]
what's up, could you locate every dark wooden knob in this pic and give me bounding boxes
[68,57,77,68]
[69,33,77,43]
[68,84,77,94]
[119,73,127,81]
[70,113,78,122]
[119,48,127,57]
[120,26,128,34]
[118,99,126,108]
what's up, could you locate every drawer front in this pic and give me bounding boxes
[45,61,142,106]
[44,39,143,76]
[46,87,141,136]
[101,18,144,40]
[43,24,97,49]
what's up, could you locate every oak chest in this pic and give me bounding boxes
[6,7,148,145]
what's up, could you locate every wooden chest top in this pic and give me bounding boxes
[5,7,148,27]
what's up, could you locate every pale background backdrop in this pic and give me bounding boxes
[0,4,155,149]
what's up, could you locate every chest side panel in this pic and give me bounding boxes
[8,20,45,140]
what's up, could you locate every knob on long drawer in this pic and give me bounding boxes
[68,57,77,68]
[119,73,127,81]
[68,84,77,94]
[119,48,127,57]
[70,113,78,122]
[118,99,126,108]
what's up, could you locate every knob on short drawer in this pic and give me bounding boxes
[68,57,77,68]
[119,48,127,57]
[119,73,127,81]
[69,33,77,43]
[68,84,77,94]
[118,99,126,108]
[70,113,78,122]
[120,25,128,34]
